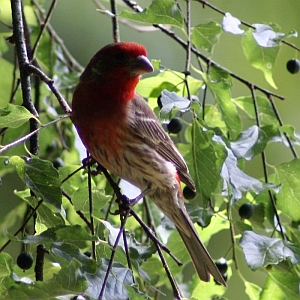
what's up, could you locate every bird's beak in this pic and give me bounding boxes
[130,55,154,76]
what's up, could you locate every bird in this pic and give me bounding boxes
[71,41,226,286]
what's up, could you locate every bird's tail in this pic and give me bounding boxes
[173,206,226,286]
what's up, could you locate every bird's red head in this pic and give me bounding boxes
[80,42,153,83]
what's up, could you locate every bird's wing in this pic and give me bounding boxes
[128,94,195,191]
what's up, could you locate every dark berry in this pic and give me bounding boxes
[167,117,183,134]
[53,158,64,169]
[157,95,162,109]
[239,203,254,219]
[215,257,228,275]
[70,296,86,300]
[265,265,272,271]
[286,59,300,74]
[17,252,33,271]
[214,272,228,285]
[84,251,92,257]
[183,186,196,200]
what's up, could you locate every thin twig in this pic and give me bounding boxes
[93,0,159,32]
[31,0,57,60]
[122,230,135,283]
[87,158,96,260]
[267,94,298,158]
[129,209,182,266]
[110,0,120,43]
[98,208,131,299]
[143,198,156,233]
[143,198,182,298]
[0,115,69,155]
[249,85,286,240]
[156,244,183,299]
[183,0,191,100]
[61,190,92,228]
[201,61,211,119]
[0,200,43,253]
[227,203,238,270]
[26,64,72,113]
[60,164,86,185]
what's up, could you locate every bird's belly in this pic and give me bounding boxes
[90,139,178,196]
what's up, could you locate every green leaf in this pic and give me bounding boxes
[249,202,265,229]
[232,95,279,126]
[273,159,300,221]
[141,256,164,285]
[267,265,300,299]
[24,225,97,244]
[0,104,38,128]
[191,21,222,52]
[204,104,227,131]
[51,243,96,271]
[0,253,13,278]
[131,260,151,284]
[137,70,203,100]
[190,277,227,299]
[205,66,242,139]
[215,136,279,201]
[252,24,297,47]
[245,281,262,300]
[55,225,96,242]
[185,203,214,228]
[126,233,156,262]
[280,124,300,145]
[234,220,253,234]
[16,191,64,229]
[44,259,87,295]
[159,90,191,114]
[222,13,244,35]
[180,120,226,202]
[6,156,25,179]
[260,272,287,300]
[72,186,110,213]
[240,231,300,270]
[230,125,268,160]
[119,0,183,28]
[242,28,279,89]
[2,259,87,298]
[10,156,62,208]
[84,258,134,299]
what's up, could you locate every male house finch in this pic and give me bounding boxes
[71,42,225,286]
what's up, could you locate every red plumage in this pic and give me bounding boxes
[71,42,226,286]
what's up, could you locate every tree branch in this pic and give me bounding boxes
[11,0,40,155]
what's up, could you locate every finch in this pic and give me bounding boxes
[71,42,226,286]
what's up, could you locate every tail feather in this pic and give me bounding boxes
[174,207,226,286]
[177,225,226,286]
[150,183,226,285]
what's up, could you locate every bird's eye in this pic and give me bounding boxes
[113,52,126,61]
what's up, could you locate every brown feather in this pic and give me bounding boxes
[129,94,196,191]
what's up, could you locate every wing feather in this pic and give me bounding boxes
[128,94,196,191]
